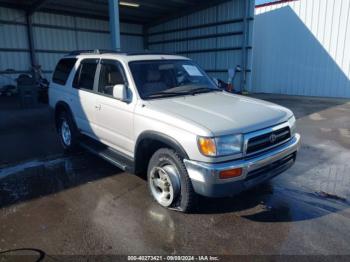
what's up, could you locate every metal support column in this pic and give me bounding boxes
[108,0,121,51]
[25,0,49,68]
[26,14,37,67]
[143,26,149,50]
[240,0,249,93]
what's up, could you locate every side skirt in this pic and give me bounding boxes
[79,135,135,173]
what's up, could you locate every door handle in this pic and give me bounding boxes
[95,105,101,110]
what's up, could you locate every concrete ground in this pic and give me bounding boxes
[0,94,350,257]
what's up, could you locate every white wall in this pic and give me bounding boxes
[252,0,350,98]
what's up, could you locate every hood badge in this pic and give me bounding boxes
[269,133,277,143]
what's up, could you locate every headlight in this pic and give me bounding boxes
[198,134,243,157]
[288,115,296,136]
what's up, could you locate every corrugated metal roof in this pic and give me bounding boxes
[0,0,232,24]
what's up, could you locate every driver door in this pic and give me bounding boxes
[93,59,135,157]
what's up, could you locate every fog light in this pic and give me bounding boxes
[219,168,242,179]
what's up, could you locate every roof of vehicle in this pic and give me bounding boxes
[64,50,190,62]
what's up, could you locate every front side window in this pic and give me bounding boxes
[98,60,126,96]
[128,60,220,100]
[73,59,98,90]
[52,58,77,85]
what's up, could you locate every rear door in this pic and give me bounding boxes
[93,59,135,157]
[70,58,99,137]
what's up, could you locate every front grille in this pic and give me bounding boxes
[246,126,291,155]
[246,153,296,181]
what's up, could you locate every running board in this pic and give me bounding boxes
[79,135,134,172]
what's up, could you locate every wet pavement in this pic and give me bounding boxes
[0,94,350,256]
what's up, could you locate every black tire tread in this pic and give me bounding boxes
[57,110,79,153]
[148,148,197,213]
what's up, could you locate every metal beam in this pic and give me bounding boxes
[39,8,144,24]
[0,2,31,10]
[108,0,121,51]
[30,22,143,36]
[24,0,50,74]
[26,14,37,67]
[143,25,149,50]
[27,0,49,15]
[148,31,243,45]
[240,0,250,93]
[42,3,107,17]
[148,17,247,36]
[146,0,232,27]
[176,46,252,55]
[79,0,176,12]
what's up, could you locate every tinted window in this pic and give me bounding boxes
[52,58,77,85]
[98,61,125,96]
[73,59,98,90]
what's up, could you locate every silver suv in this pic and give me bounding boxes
[49,50,301,212]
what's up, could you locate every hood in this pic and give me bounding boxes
[146,92,293,136]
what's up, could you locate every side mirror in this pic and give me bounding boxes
[113,84,128,102]
[214,78,229,90]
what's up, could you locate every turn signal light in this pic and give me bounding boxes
[198,137,216,156]
[219,168,242,179]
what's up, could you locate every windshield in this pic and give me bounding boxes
[129,60,220,100]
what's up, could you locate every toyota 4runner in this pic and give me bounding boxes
[49,50,301,212]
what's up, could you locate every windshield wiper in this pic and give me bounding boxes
[147,87,221,99]
[187,87,222,95]
[147,91,187,98]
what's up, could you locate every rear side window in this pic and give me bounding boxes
[52,58,77,85]
[73,59,98,91]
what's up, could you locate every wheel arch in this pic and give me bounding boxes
[134,131,189,176]
[54,101,75,129]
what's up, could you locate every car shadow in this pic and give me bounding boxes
[1,145,349,224]
[250,94,349,120]
[193,180,349,222]
[192,141,350,222]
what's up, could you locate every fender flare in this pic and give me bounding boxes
[54,101,76,129]
[55,101,72,115]
[135,131,189,160]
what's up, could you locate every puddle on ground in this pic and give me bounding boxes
[0,153,120,208]
[0,152,349,223]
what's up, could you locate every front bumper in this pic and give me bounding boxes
[184,133,301,197]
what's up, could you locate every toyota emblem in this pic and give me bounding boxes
[269,134,277,143]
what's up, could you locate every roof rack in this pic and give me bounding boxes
[126,51,177,56]
[65,49,180,57]
[65,49,125,56]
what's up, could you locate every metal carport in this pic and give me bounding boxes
[0,0,254,91]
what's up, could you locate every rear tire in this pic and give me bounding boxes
[57,110,79,153]
[147,148,197,213]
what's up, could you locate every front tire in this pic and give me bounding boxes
[57,110,79,152]
[147,148,197,212]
